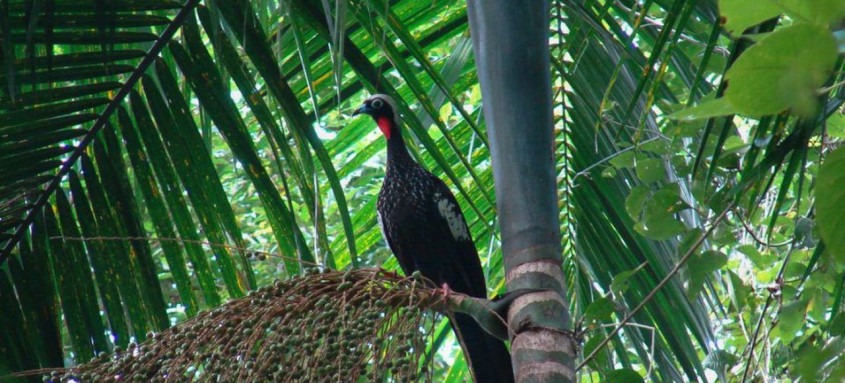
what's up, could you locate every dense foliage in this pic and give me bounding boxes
[1,0,844,382]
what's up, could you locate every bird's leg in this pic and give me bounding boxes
[438,283,452,304]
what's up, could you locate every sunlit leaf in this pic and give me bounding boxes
[584,296,615,327]
[669,97,739,121]
[605,368,645,383]
[635,187,690,240]
[718,0,781,36]
[817,147,845,264]
[635,158,666,183]
[687,250,727,299]
[777,298,808,343]
[725,24,838,117]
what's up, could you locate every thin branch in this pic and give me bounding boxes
[740,247,793,383]
[596,322,656,378]
[572,136,662,180]
[577,201,734,371]
[735,208,791,248]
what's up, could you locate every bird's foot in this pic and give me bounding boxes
[438,283,452,304]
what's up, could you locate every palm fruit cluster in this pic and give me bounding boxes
[43,268,441,382]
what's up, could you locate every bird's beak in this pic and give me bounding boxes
[352,104,373,117]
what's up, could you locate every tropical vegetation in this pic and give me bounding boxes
[1,0,844,382]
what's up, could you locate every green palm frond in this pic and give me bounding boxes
[2,0,840,381]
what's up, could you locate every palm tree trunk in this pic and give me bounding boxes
[467,1,575,381]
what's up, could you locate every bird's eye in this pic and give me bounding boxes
[371,98,384,109]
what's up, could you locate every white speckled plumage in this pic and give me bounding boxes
[355,94,514,383]
[435,192,471,241]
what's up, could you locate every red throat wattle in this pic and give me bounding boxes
[377,116,393,139]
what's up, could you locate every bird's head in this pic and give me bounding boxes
[353,94,400,139]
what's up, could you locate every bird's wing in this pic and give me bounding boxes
[424,179,488,298]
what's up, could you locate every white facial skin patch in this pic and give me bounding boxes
[434,192,470,241]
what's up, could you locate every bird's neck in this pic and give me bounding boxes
[385,125,417,173]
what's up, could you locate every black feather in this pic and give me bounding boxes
[361,94,515,383]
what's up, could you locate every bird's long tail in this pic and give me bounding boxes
[451,312,515,383]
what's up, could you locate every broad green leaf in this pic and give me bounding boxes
[609,150,636,169]
[795,331,845,382]
[795,344,831,382]
[718,0,781,36]
[669,98,738,121]
[725,24,838,117]
[678,228,705,257]
[727,271,751,311]
[777,298,808,343]
[777,0,845,28]
[625,185,649,219]
[807,286,830,322]
[817,147,845,264]
[605,368,645,383]
[827,112,845,139]
[687,250,727,299]
[635,158,665,183]
[737,244,769,269]
[584,296,615,327]
[639,140,669,155]
[610,268,640,296]
[722,135,746,153]
[635,187,689,240]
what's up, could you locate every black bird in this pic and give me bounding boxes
[354,94,514,383]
